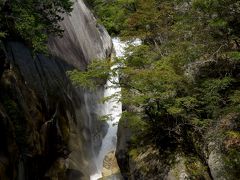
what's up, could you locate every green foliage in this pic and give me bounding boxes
[0,31,6,38]
[67,59,112,89]
[230,90,240,105]
[0,0,73,53]
[74,0,240,167]
[222,149,240,179]
[227,51,240,61]
[129,148,139,159]
[185,156,208,179]
[88,0,134,35]
[121,111,148,132]
[3,98,27,149]
[199,77,233,117]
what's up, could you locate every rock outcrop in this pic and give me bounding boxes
[0,0,112,179]
[117,89,240,180]
[101,151,121,179]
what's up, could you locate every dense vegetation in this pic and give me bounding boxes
[0,0,73,53]
[71,0,240,177]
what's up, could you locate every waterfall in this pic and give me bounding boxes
[90,38,126,180]
[17,159,25,180]
[3,0,113,179]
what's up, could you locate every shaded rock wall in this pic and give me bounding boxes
[0,0,112,179]
[116,58,240,180]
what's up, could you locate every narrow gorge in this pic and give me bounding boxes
[1,0,240,180]
[0,0,114,179]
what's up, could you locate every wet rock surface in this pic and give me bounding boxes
[102,151,121,178]
[0,0,112,179]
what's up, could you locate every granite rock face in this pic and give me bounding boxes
[48,0,112,70]
[0,0,112,179]
[101,151,122,179]
[116,112,240,180]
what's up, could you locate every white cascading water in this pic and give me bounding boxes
[90,38,126,180]
[17,159,25,180]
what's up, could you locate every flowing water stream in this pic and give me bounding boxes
[90,38,126,180]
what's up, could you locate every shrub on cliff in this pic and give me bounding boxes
[0,0,73,53]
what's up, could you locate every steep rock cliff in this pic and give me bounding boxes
[116,59,240,180]
[116,114,240,180]
[0,0,112,179]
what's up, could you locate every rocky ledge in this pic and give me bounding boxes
[100,151,122,180]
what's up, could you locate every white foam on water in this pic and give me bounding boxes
[90,38,124,180]
[90,38,141,180]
